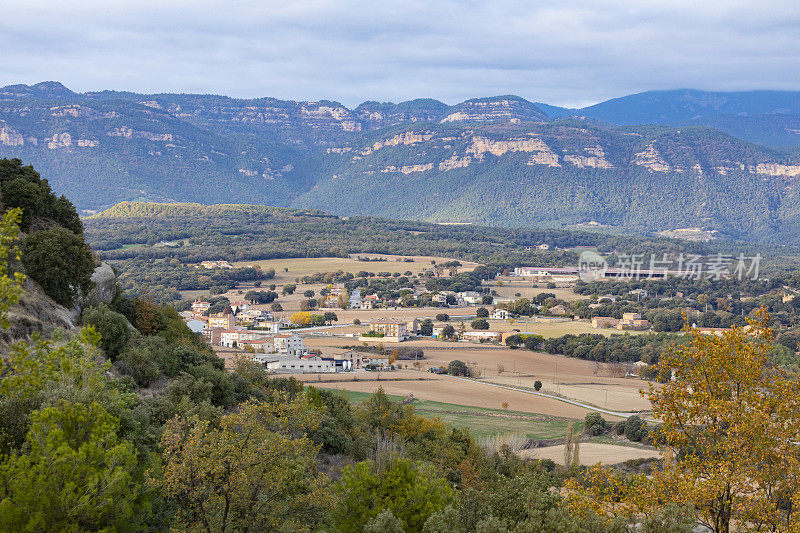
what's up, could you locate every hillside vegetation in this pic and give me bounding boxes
[5,83,800,242]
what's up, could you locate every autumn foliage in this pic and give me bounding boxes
[565,309,800,532]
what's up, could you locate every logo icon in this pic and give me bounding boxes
[578,251,607,282]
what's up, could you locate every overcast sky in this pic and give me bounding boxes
[3,0,800,108]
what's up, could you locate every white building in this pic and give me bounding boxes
[460,330,503,342]
[458,291,483,305]
[258,355,336,373]
[273,334,306,356]
[259,321,282,334]
[490,309,509,320]
[349,289,362,308]
[219,329,270,348]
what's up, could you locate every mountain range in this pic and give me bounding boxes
[3,81,800,243]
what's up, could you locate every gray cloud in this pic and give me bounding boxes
[2,0,800,107]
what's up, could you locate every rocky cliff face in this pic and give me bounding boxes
[1,262,117,350]
[5,82,800,241]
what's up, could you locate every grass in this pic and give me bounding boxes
[312,388,583,439]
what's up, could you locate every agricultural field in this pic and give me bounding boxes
[296,334,654,416]
[488,279,585,302]
[292,369,624,420]
[320,389,585,439]
[230,253,481,284]
[519,443,660,466]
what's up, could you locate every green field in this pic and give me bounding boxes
[313,388,582,439]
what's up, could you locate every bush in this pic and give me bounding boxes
[282,283,296,295]
[505,334,522,348]
[624,415,648,442]
[476,307,489,318]
[522,335,544,351]
[436,313,449,322]
[82,304,132,360]
[584,412,607,436]
[21,228,95,307]
[471,318,489,330]
[534,380,542,391]
[447,360,470,377]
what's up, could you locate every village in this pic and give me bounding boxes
[180,255,739,383]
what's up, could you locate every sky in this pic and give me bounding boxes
[3,0,800,108]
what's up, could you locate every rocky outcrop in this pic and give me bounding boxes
[752,163,800,177]
[382,163,434,174]
[1,278,78,349]
[364,131,434,154]
[632,143,671,172]
[467,136,557,160]
[0,123,24,146]
[1,262,119,350]
[85,262,117,308]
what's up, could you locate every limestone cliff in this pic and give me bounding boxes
[1,262,117,350]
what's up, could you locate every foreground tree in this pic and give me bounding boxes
[565,309,800,532]
[152,397,331,532]
[333,457,454,532]
[21,227,94,307]
[0,209,24,325]
[0,399,139,532]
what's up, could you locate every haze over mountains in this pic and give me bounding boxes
[3,81,800,243]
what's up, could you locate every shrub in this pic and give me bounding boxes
[534,380,542,391]
[447,360,470,377]
[476,307,489,318]
[82,304,132,360]
[435,313,449,322]
[584,412,607,436]
[21,228,94,307]
[624,415,648,442]
[505,334,522,348]
[471,318,489,330]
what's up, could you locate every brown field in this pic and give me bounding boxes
[293,370,602,419]
[299,336,653,414]
[519,443,660,465]
[488,279,585,302]
[230,254,481,284]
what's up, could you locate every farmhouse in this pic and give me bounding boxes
[592,317,620,329]
[458,291,483,305]
[491,308,509,320]
[273,334,306,356]
[460,330,503,343]
[369,318,409,341]
[617,313,651,330]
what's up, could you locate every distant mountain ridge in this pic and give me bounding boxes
[3,82,800,243]
[537,89,800,147]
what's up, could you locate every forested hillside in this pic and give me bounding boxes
[5,83,800,242]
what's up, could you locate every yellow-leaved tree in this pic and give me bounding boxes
[150,396,331,532]
[565,309,800,533]
[0,208,25,327]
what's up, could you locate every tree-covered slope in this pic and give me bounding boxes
[6,82,800,242]
[294,121,800,242]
